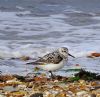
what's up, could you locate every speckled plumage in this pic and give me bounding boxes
[34,51,63,64]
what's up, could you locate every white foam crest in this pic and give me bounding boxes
[48,18,73,32]
[63,6,77,13]
[16,10,31,15]
[69,43,100,58]
[50,14,68,18]
[16,6,25,10]
[0,47,12,58]
[92,16,100,20]
[0,43,98,59]
[0,11,17,19]
[71,51,92,58]
[0,45,56,59]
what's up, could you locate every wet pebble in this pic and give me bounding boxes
[76,91,88,97]
[90,94,96,97]
[30,93,43,97]
[17,84,27,90]
[0,73,99,97]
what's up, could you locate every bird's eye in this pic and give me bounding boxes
[62,50,66,52]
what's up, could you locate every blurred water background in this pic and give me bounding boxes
[0,0,100,76]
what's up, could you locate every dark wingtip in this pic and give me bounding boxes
[26,62,34,64]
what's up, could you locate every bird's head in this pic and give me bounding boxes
[58,47,75,59]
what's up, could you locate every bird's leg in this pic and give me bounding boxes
[49,71,55,79]
[0,71,2,75]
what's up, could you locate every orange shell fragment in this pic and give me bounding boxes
[87,52,100,58]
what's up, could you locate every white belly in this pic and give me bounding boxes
[38,60,66,71]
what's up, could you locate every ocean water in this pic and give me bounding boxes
[0,0,100,76]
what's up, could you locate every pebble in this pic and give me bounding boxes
[18,84,27,90]
[0,74,99,97]
[30,93,43,97]
[76,91,88,97]
[90,94,96,97]
[0,95,5,97]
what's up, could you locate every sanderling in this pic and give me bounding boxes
[27,47,75,78]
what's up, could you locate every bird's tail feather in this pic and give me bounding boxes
[27,62,37,65]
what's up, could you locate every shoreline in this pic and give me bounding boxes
[0,69,100,97]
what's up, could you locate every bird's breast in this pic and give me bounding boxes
[38,60,66,71]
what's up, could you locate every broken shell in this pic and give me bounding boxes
[87,52,100,58]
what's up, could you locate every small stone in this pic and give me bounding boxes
[52,86,64,92]
[5,91,27,97]
[6,80,22,87]
[44,91,50,96]
[0,94,5,97]
[0,83,5,87]
[68,86,77,93]
[48,94,55,97]
[76,91,88,97]
[55,92,66,97]
[54,80,59,83]
[34,67,40,72]
[90,81,99,86]
[34,77,47,82]
[27,82,33,88]
[3,86,17,92]
[30,93,43,97]
[79,85,87,90]
[18,85,27,90]
[20,56,30,61]
[79,80,85,84]
[67,91,75,97]
[90,94,96,97]
[0,75,14,82]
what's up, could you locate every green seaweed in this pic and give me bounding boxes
[74,69,100,81]
[13,75,25,82]
[70,76,80,81]
[65,68,81,72]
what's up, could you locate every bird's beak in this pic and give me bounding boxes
[68,53,75,58]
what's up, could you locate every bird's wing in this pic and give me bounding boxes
[27,52,63,65]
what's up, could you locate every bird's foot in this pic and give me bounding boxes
[51,74,55,79]
[49,71,55,79]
